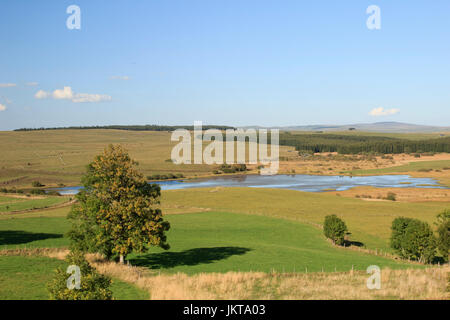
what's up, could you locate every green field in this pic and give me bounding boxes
[0,211,416,275]
[0,217,70,250]
[0,255,148,300]
[0,196,68,213]
[128,211,415,274]
[162,187,450,252]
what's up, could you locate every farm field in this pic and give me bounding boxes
[2,206,441,300]
[161,187,450,252]
[0,210,414,273]
[0,195,69,213]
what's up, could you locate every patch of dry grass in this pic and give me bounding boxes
[3,248,447,300]
[88,254,449,300]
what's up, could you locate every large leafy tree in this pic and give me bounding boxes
[68,144,170,263]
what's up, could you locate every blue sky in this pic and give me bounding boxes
[0,0,449,130]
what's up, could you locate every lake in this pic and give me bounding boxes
[50,174,446,195]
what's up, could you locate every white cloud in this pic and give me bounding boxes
[72,93,112,103]
[34,86,111,103]
[0,104,6,111]
[110,76,130,81]
[0,83,16,88]
[26,82,39,86]
[369,107,400,116]
[35,90,50,99]
[52,86,74,100]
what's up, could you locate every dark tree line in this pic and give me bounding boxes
[279,133,450,154]
[14,124,235,132]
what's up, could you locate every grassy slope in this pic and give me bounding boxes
[0,255,148,300]
[162,187,450,251]
[0,130,214,188]
[0,217,70,249]
[0,210,415,273]
[0,196,67,213]
[128,212,415,274]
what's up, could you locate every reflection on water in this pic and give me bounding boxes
[50,174,446,195]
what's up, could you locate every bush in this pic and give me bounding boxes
[385,192,397,201]
[390,217,437,263]
[219,164,247,174]
[32,181,44,187]
[30,189,46,195]
[147,173,185,180]
[47,250,112,300]
[323,215,348,246]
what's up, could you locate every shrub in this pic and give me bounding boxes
[390,217,437,263]
[385,192,397,201]
[32,181,44,187]
[47,191,61,196]
[30,189,46,195]
[323,215,348,246]
[47,250,112,300]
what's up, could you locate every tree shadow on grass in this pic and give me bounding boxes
[130,247,252,269]
[344,240,364,247]
[0,230,62,246]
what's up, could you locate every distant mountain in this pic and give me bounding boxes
[240,122,450,133]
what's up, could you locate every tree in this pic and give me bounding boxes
[390,217,437,263]
[390,217,412,253]
[435,210,450,262]
[323,215,348,246]
[68,144,170,264]
[47,250,112,300]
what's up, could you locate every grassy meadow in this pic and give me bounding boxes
[0,195,68,213]
[162,187,450,252]
[0,129,212,188]
[0,210,415,273]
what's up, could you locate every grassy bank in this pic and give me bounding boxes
[0,255,148,300]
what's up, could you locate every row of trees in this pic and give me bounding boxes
[279,133,450,154]
[48,145,171,299]
[15,125,235,132]
[391,211,449,264]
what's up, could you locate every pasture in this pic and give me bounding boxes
[0,210,415,273]
[0,195,68,213]
[161,187,450,252]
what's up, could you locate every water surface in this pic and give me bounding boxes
[51,174,446,195]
